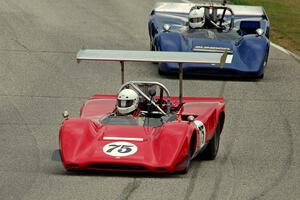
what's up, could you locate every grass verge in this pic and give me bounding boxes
[231,0,300,55]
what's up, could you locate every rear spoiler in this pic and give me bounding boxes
[76,49,228,103]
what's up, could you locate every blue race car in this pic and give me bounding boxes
[148,1,270,79]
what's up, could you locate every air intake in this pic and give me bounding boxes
[67,163,79,168]
[88,163,148,171]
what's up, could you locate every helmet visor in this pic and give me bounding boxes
[117,100,134,108]
[189,17,204,23]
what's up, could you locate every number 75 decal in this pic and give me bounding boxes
[103,142,138,157]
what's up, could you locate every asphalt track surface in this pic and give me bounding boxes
[0,0,299,200]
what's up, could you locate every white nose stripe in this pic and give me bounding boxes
[103,137,144,141]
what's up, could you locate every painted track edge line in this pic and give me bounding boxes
[181,0,192,3]
[271,42,300,61]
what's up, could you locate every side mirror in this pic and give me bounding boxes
[187,115,195,122]
[256,28,264,36]
[163,24,171,32]
[62,110,69,119]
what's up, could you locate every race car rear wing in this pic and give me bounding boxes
[76,49,228,103]
[154,2,266,17]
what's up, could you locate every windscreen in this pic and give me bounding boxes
[101,115,164,127]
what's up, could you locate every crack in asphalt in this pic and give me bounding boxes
[208,139,236,200]
[183,164,201,200]
[12,39,30,52]
[206,81,238,200]
[1,85,41,199]
[249,84,294,200]
[251,118,294,200]
[0,2,49,197]
[117,179,141,200]
[208,102,238,200]
[183,80,229,200]
[206,81,236,200]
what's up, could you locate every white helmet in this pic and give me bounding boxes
[117,89,139,115]
[188,7,205,29]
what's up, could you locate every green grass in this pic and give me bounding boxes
[231,0,300,55]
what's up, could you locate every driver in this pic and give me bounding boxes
[188,7,205,29]
[116,88,139,115]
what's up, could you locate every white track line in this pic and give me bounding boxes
[181,0,192,3]
[271,42,300,61]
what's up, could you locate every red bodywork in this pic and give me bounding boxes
[59,94,225,173]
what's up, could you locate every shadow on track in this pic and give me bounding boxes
[50,149,205,179]
[159,72,262,82]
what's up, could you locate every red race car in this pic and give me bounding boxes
[59,50,226,173]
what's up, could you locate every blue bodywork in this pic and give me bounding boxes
[148,3,270,78]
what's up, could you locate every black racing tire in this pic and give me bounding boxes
[201,120,221,160]
[258,73,264,79]
[258,50,269,79]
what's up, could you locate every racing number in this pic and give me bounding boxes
[106,144,133,153]
[103,142,138,157]
[194,120,206,148]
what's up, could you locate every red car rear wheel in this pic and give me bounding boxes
[202,120,221,160]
